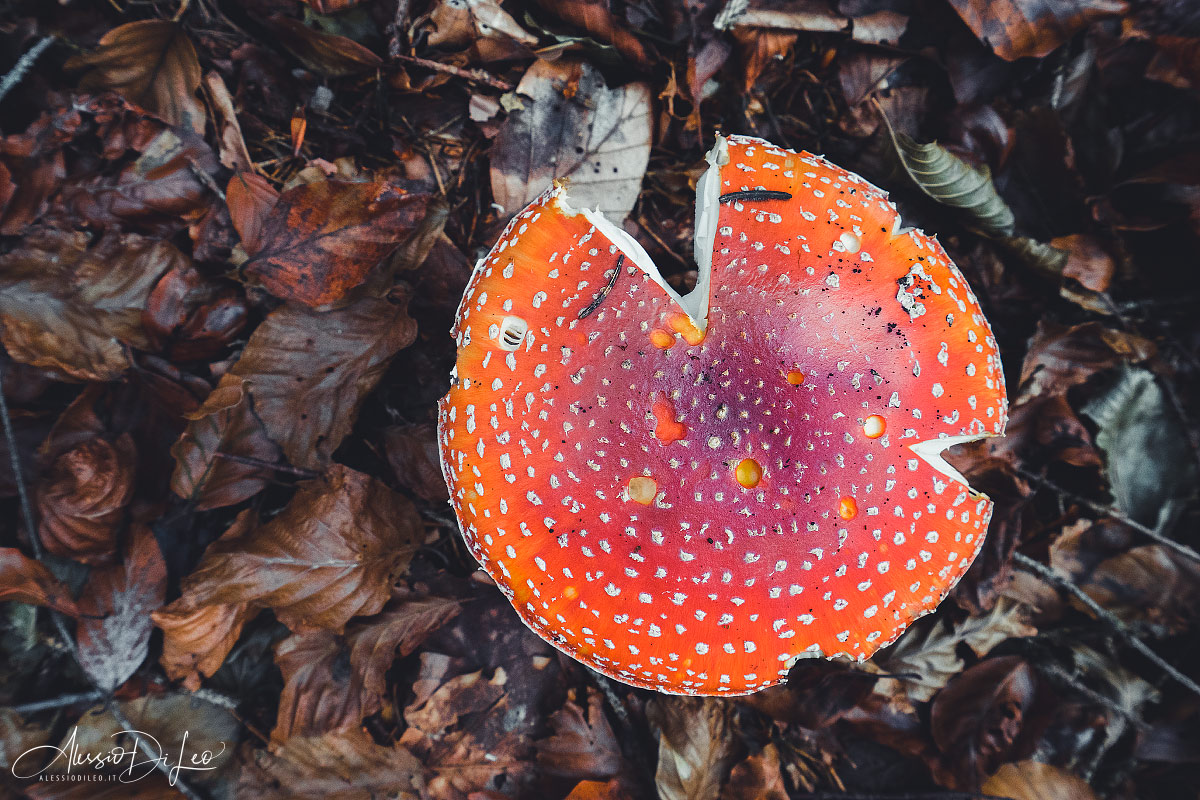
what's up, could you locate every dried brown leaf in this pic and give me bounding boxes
[946,0,1127,60]
[240,179,432,307]
[76,524,167,691]
[536,689,622,780]
[174,465,420,633]
[268,14,382,77]
[719,743,788,800]
[351,595,462,696]
[983,761,1097,800]
[531,0,652,68]
[0,548,80,615]
[169,375,280,509]
[153,594,254,690]
[490,59,651,221]
[930,656,1048,788]
[202,71,254,172]
[384,423,449,502]
[68,20,206,134]
[0,229,186,380]
[878,598,1036,703]
[238,728,424,799]
[427,0,538,62]
[226,171,280,255]
[649,697,734,800]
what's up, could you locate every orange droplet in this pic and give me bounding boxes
[735,458,762,488]
[649,329,675,349]
[652,396,687,444]
[563,585,579,600]
[838,496,858,520]
[786,370,806,386]
[628,476,657,505]
[667,312,706,346]
[863,414,886,439]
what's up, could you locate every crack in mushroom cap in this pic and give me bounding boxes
[437,134,1008,696]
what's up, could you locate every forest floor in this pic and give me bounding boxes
[1,0,1200,798]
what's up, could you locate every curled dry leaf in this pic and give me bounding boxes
[273,595,461,741]
[490,59,652,221]
[930,656,1048,788]
[0,229,186,380]
[36,433,135,564]
[946,0,1127,61]
[239,178,433,307]
[142,257,249,362]
[67,20,206,135]
[170,465,421,633]
[648,697,734,800]
[0,548,81,616]
[75,524,167,692]
[237,728,424,800]
[202,71,254,173]
[226,171,280,255]
[267,14,382,77]
[170,293,417,506]
[536,688,623,780]
[983,760,1097,800]
[565,780,635,800]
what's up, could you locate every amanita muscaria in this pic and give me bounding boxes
[438,134,1007,695]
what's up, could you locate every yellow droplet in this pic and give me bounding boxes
[735,458,762,488]
[667,312,706,346]
[628,476,657,505]
[863,414,886,439]
[649,329,675,349]
[563,585,578,600]
[839,496,858,520]
[786,370,806,386]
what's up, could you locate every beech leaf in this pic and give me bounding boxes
[170,465,421,633]
[648,697,733,800]
[67,20,206,134]
[490,59,652,221]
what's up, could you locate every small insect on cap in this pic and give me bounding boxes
[438,134,1007,696]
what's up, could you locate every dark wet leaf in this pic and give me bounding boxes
[384,423,449,502]
[36,433,135,564]
[946,0,1127,60]
[1082,367,1197,530]
[237,728,424,798]
[240,179,432,307]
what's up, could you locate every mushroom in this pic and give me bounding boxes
[437,134,1007,695]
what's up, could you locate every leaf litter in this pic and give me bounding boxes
[1,0,1200,798]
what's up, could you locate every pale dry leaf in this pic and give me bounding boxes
[202,71,254,173]
[76,524,167,691]
[490,59,652,221]
[649,697,734,800]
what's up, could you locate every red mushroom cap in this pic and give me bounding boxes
[438,135,1008,695]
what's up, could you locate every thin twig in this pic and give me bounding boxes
[391,54,514,91]
[1013,552,1200,700]
[0,362,209,800]
[8,691,105,715]
[1016,467,1200,565]
[213,451,319,478]
[0,36,55,106]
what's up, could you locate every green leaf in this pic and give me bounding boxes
[884,123,1016,237]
